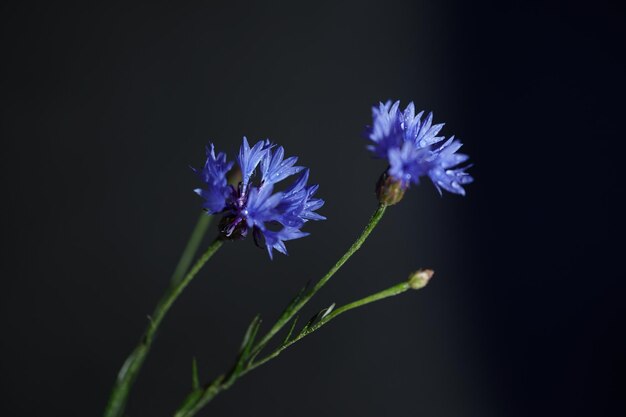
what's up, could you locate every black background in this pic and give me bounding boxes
[2,1,625,416]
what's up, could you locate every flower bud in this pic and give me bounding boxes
[376,172,406,205]
[407,269,434,289]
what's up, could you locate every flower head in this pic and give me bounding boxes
[367,100,473,200]
[193,137,325,258]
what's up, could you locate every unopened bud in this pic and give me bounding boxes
[376,172,406,205]
[407,269,434,289]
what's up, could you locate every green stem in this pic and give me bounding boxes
[246,281,411,373]
[104,238,224,417]
[251,203,387,356]
[175,279,421,417]
[174,204,389,417]
[171,214,213,285]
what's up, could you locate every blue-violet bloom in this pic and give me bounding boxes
[367,100,473,196]
[193,138,325,258]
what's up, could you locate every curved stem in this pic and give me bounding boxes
[104,238,224,417]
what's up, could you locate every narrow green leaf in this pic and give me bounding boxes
[283,315,299,344]
[282,281,310,316]
[239,315,261,356]
[191,357,200,390]
[230,314,261,380]
[224,316,262,385]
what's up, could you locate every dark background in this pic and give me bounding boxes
[1,1,625,416]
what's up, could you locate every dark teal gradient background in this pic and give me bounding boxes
[1,1,624,416]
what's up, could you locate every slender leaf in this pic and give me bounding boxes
[230,314,262,381]
[283,281,310,315]
[191,357,199,390]
[239,315,261,356]
[283,316,300,344]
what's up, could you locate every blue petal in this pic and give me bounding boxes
[261,146,304,185]
[366,100,473,196]
[245,184,284,229]
[262,227,310,259]
[193,143,234,213]
[203,137,326,258]
[388,141,430,187]
[428,138,473,196]
[238,137,271,189]
[366,100,404,158]
[274,169,325,227]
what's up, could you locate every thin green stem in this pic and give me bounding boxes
[173,204,389,417]
[104,238,224,417]
[251,203,388,356]
[171,214,213,285]
[245,281,411,373]
[174,278,424,417]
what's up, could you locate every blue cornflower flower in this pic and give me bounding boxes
[367,100,473,200]
[193,137,325,258]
